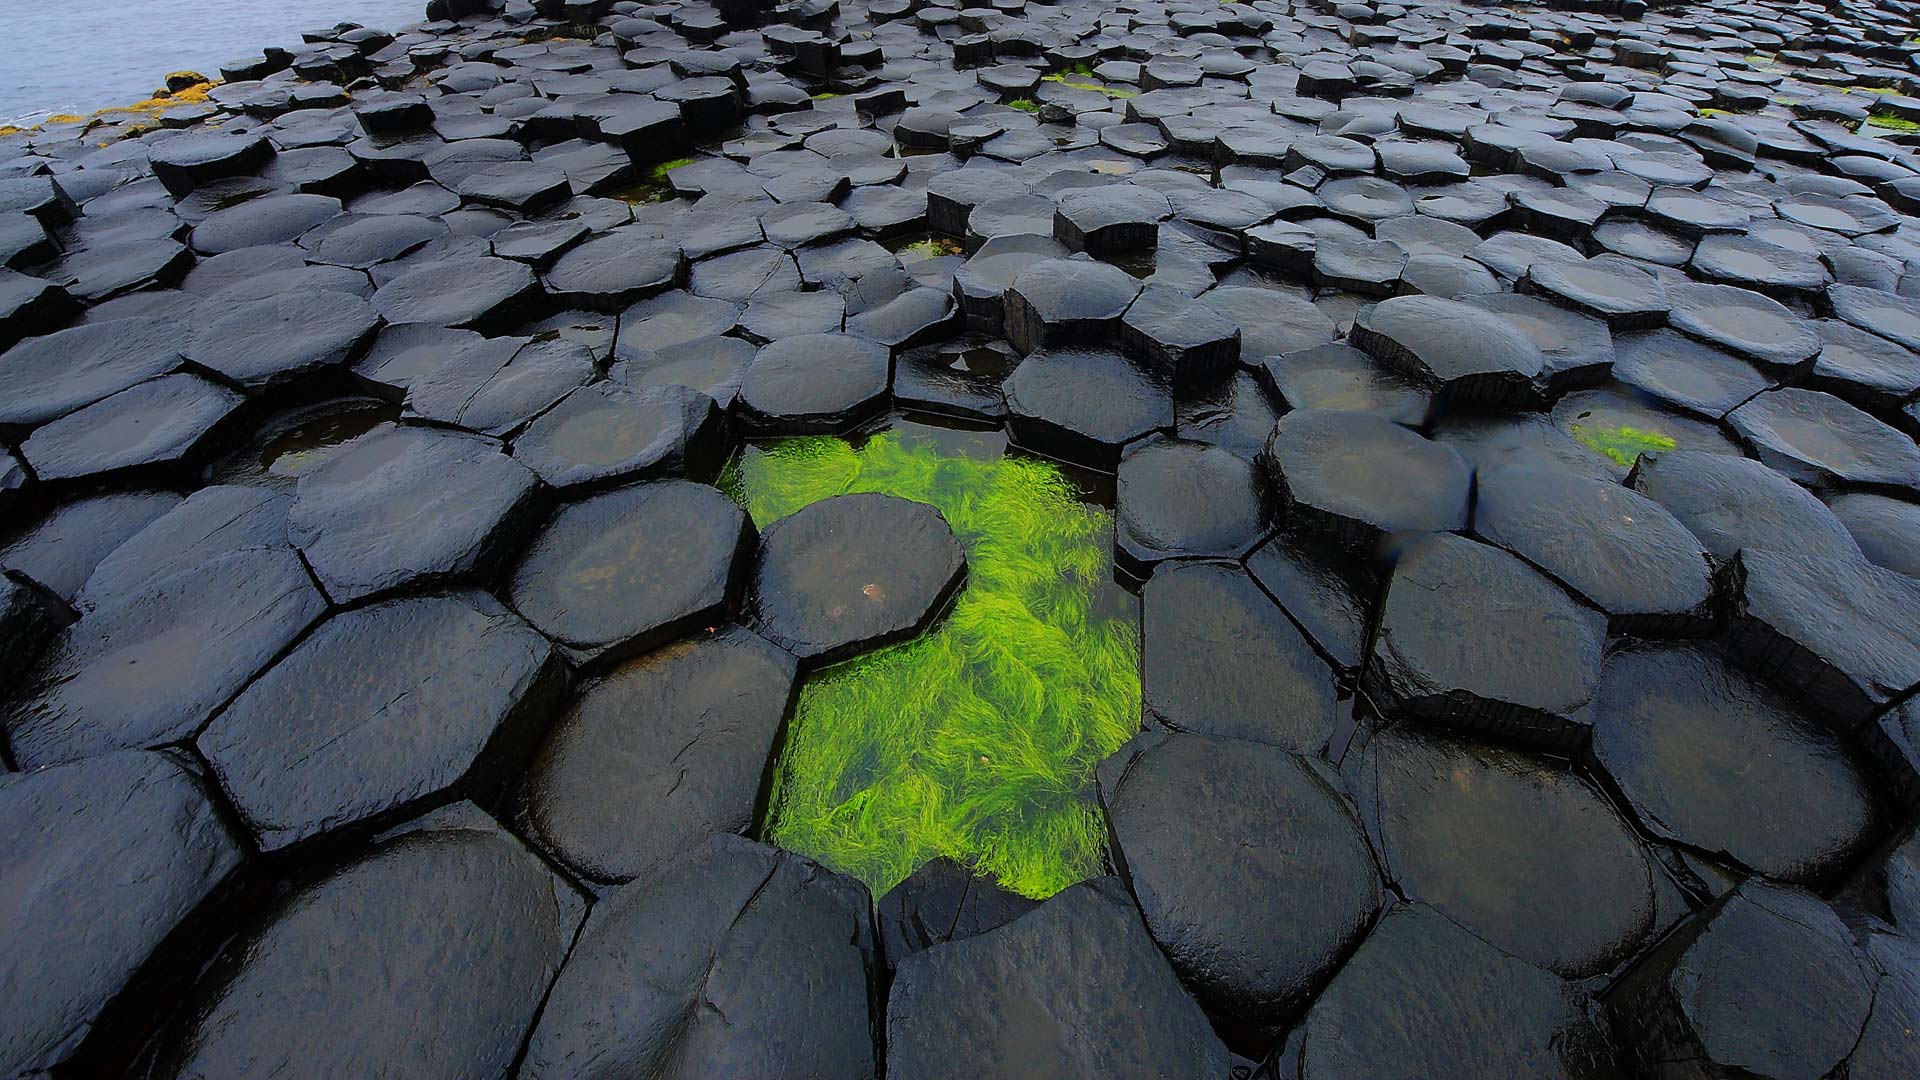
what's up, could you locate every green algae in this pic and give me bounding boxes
[1866,113,1920,133]
[723,431,1140,900]
[892,234,966,260]
[1569,423,1678,467]
[1007,97,1039,113]
[1040,74,1137,98]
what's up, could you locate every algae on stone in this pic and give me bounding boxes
[723,431,1140,900]
[1570,423,1678,467]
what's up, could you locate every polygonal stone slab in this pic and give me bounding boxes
[1295,903,1620,1080]
[1724,547,1920,727]
[3,547,326,768]
[20,374,244,484]
[1,490,183,604]
[1667,282,1820,370]
[1474,466,1713,635]
[1593,643,1874,884]
[1350,294,1544,407]
[1347,726,1656,977]
[1003,346,1173,468]
[1627,450,1860,563]
[198,592,566,851]
[1365,533,1606,752]
[543,228,684,312]
[288,426,543,603]
[1728,388,1920,493]
[0,316,189,431]
[1100,730,1381,1048]
[0,751,245,1077]
[521,629,796,885]
[1001,257,1142,355]
[521,836,876,1079]
[74,486,290,611]
[1609,882,1874,1080]
[752,492,966,666]
[1254,342,1433,427]
[1141,561,1337,753]
[1259,409,1470,547]
[372,255,542,332]
[153,810,582,1079]
[189,194,342,255]
[508,481,752,667]
[1115,438,1272,573]
[886,876,1229,1078]
[512,382,724,491]
[738,332,890,434]
[1829,492,1920,578]
[407,335,597,437]
[875,857,1039,972]
[185,292,380,391]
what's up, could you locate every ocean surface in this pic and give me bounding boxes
[2,0,430,125]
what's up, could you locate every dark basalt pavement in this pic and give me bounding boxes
[4,0,1920,1076]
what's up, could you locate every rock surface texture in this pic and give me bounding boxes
[4,0,1920,1075]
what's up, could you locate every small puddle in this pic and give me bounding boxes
[724,418,1139,900]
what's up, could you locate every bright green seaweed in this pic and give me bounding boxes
[723,431,1140,900]
[1569,423,1678,467]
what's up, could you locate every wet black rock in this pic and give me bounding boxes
[886,875,1229,1077]
[737,331,889,434]
[1828,492,1920,578]
[371,255,542,332]
[1458,292,1615,395]
[73,486,290,611]
[1100,730,1380,1048]
[407,334,597,437]
[512,381,724,491]
[189,193,342,255]
[1520,255,1670,330]
[1293,902,1619,1080]
[1610,881,1874,1080]
[1728,388,1920,493]
[521,836,875,1079]
[198,592,565,851]
[1612,328,1769,421]
[1809,318,1920,415]
[288,425,542,602]
[4,547,326,768]
[1052,185,1170,255]
[186,292,380,392]
[893,336,1014,422]
[0,751,245,1077]
[753,492,965,666]
[508,481,750,667]
[1195,286,1338,360]
[1003,346,1173,468]
[1366,533,1606,752]
[1592,643,1873,884]
[543,227,684,311]
[1001,256,1142,355]
[1,490,183,604]
[1666,282,1820,371]
[1348,726,1655,977]
[0,316,190,431]
[1118,283,1241,383]
[1142,561,1336,752]
[157,810,581,1078]
[20,374,244,484]
[1260,408,1470,547]
[1626,450,1859,563]
[521,629,793,885]
[876,857,1039,972]
[1114,438,1270,573]
[1255,342,1432,427]
[1350,294,1543,407]
[1724,547,1920,728]
[1474,465,1714,635]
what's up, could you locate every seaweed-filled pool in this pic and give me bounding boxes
[722,423,1138,899]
